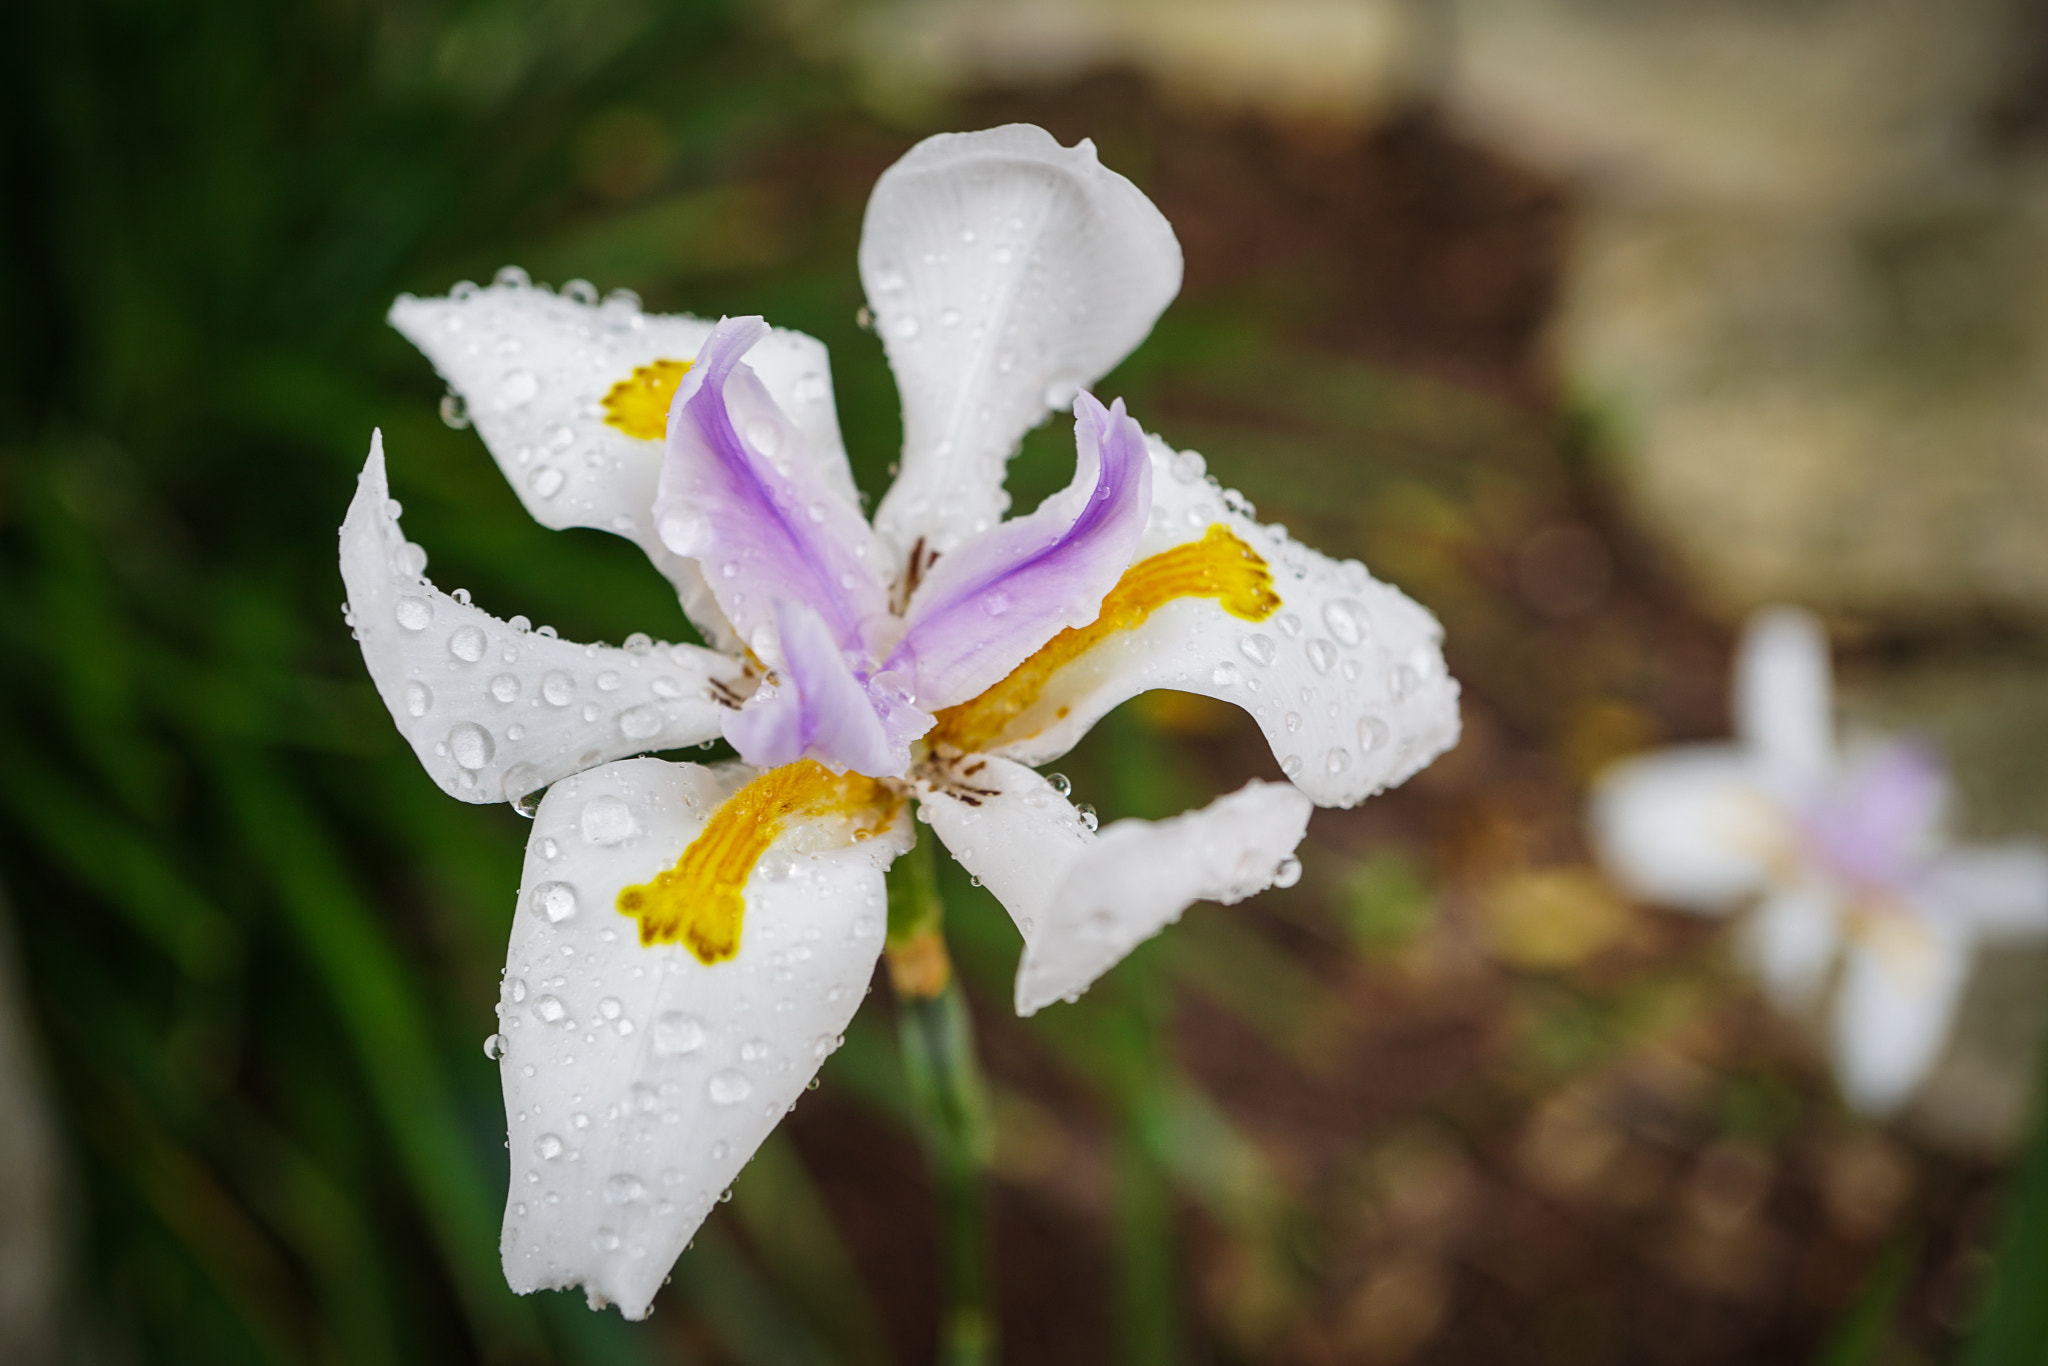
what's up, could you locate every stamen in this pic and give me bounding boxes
[602,358,695,441]
[616,761,898,963]
[932,525,1280,753]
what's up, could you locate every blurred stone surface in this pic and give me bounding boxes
[1443,0,2048,628]
[773,0,1429,124]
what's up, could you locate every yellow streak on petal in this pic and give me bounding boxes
[931,524,1280,754]
[616,761,898,963]
[601,358,695,441]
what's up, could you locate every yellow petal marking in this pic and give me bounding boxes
[617,761,899,963]
[930,524,1281,754]
[601,357,695,441]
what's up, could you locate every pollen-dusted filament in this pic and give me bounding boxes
[602,358,695,441]
[617,761,898,962]
[933,524,1281,753]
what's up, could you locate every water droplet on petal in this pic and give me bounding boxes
[404,681,433,717]
[499,370,539,406]
[708,1070,751,1105]
[534,1133,565,1161]
[490,674,521,703]
[619,706,661,740]
[449,723,494,770]
[438,392,470,429]
[534,995,567,1025]
[1075,804,1098,833]
[1323,600,1365,647]
[1272,856,1303,889]
[1306,639,1338,674]
[1048,773,1072,797]
[541,671,574,706]
[1239,634,1277,666]
[483,1033,503,1060]
[581,796,638,845]
[449,626,487,663]
[603,1174,645,1205]
[395,597,433,631]
[1171,450,1205,483]
[529,465,564,499]
[1211,662,1240,687]
[654,1012,706,1055]
[531,882,578,923]
[1325,747,1352,775]
[1359,716,1390,753]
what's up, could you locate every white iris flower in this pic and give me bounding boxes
[339,126,1461,1317]
[1591,607,2048,1117]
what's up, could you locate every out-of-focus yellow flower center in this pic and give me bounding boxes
[601,358,694,441]
[617,761,898,963]
[931,524,1280,753]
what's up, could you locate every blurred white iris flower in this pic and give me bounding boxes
[338,126,1461,1316]
[1592,607,2048,1117]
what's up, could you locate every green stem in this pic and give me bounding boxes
[887,832,997,1366]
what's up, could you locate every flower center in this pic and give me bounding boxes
[616,760,899,963]
[930,524,1280,753]
[602,358,695,441]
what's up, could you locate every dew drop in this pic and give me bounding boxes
[580,795,638,845]
[483,1033,503,1060]
[529,465,564,499]
[1306,639,1338,674]
[395,596,433,631]
[449,723,494,770]
[534,995,567,1025]
[1211,662,1240,687]
[499,370,539,406]
[619,706,661,741]
[595,670,621,692]
[1239,634,1277,666]
[449,626,487,663]
[1076,804,1098,833]
[1272,856,1303,889]
[541,671,574,706]
[531,882,578,924]
[1359,716,1390,753]
[1282,754,1304,778]
[1171,450,1205,483]
[1048,772,1072,797]
[603,1174,645,1205]
[534,1133,565,1161]
[439,392,471,429]
[653,1012,706,1055]
[1323,600,1365,647]
[490,674,521,703]
[404,680,433,717]
[1325,747,1352,775]
[890,314,921,340]
[707,1070,752,1105]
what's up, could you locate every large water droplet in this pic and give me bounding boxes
[396,541,428,577]
[534,995,568,1024]
[1325,747,1352,775]
[395,596,433,631]
[449,626,487,663]
[439,392,471,429]
[529,465,564,499]
[1272,856,1303,889]
[405,680,434,717]
[449,723,494,770]
[499,370,539,406]
[707,1070,752,1105]
[1323,600,1365,647]
[653,1012,706,1056]
[483,1033,504,1060]
[1359,716,1390,753]
[1075,804,1098,833]
[1171,450,1206,483]
[541,670,574,706]
[1048,773,1072,798]
[581,795,638,845]
[530,881,578,924]
[490,674,521,703]
[619,706,661,740]
[1211,662,1240,687]
[534,1133,565,1161]
[1306,639,1338,674]
[563,278,598,306]
[1239,634,1277,666]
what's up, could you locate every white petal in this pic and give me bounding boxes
[920,757,1311,1015]
[862,125,1183,560]
[1739,881,1840,1007]
[942,434,1460,808]
[341,435,743,804]
[1831,917,1972,1116]
[1734,606,1834,794]
[1589,746,1778,912]
[1921,842,2048,939]
[498,758,910,1319]
[390,278,854,651]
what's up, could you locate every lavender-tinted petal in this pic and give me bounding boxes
[656,316,891,659]
[724,600,928,779]
[1802,740,1949,888]
[886,392,1152,710]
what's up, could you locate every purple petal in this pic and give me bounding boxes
[724,599,931,779]
[656,316,891,659]
[884,392,1153,710]
[1801,740,1948,889]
